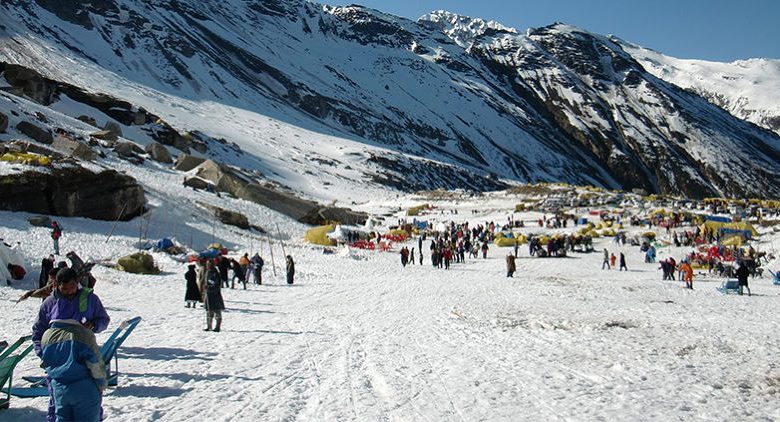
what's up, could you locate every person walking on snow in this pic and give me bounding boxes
[506,253,516,277]
[250,253,264,285]
[736,260,751,296]
[610,253,617,269]
[602,248,610,270]
[619,253,627,271]
[51,221,62,255]
[184,264,200,308]
[286,255,295,284]
[680,260,694,289]
[409,247,415,265]
[201,260,224,332]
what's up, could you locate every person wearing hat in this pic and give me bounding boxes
[184,264,201,308]
[32,267,110,422]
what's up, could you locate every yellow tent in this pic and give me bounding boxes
[304,224,336,246]
[720,236,744,247]
[0,152,51,166]
[494,233,527,247]
[406,204,429,216]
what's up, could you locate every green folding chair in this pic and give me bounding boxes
[0,335,34,410]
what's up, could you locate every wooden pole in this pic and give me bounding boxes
[267,236,277,277]
[105,202,128,243]
[276,223,287,258]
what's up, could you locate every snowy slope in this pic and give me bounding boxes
[2,161,780,420]
[619,39,780,136]
[0,1,779,199]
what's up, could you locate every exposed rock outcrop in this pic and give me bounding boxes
[51,137,97,161]
[0,165,145,221]
[0,112,8,133]
[188,158,367,225]
[197,202,250,229]
[16,121,53,144]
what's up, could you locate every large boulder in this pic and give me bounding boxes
[27,215,52,227]
[197,202,250,229]
[0,165,145,221]
[0,112,8,133]
[145,142,173,164]
[114,141,144,157]
[16,121,53,144]
[116,252,159,274]
[192,160,247,193]
[174,154,206,172]
[76,115,98,127]
[90,129,118,142]
[51,137,97,161]
[0,64,58,105]
[103,121,123,138]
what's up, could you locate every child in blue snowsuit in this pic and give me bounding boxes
[41,319,106,422]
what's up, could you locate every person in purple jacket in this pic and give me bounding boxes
[32,268,110,422]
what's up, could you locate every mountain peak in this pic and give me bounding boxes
[418,10,516,47]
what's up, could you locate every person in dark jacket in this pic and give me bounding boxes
[506,253,516,277]
[217,256,230,288]
[39,255,55,289]
[286,255,295,285]
[736,260,751,296]
[184,265,200,308]
[619,253,627,271]
[230,259,246,289]
[250,254,264,285]
[200,261,225,332]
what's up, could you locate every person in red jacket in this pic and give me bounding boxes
[51,221,62,255]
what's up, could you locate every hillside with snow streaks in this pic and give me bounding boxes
[0,1,779,198]
[620,39,780,137]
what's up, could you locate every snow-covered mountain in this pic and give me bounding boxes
[1,0,779,199]
[619,39,780,137]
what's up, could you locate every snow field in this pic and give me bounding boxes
[2,196,780,421]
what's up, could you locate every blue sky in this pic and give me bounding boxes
[319,0,780,61]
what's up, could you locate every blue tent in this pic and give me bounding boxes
[156,238,174,250]
[704,215,731,223]
[198,249,221,259]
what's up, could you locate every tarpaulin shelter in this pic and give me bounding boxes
[704,215,731,223]
[305,224,336,246]
[701,220,758,238]
[406,204,429,216]
[494,232,527,247]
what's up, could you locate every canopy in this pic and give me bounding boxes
[305,224,336,246]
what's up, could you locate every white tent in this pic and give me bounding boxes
[0,240,27,283]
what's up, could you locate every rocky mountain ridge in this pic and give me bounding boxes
[0,0,778,199]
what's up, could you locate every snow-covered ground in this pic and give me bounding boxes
[2,177,780,421]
